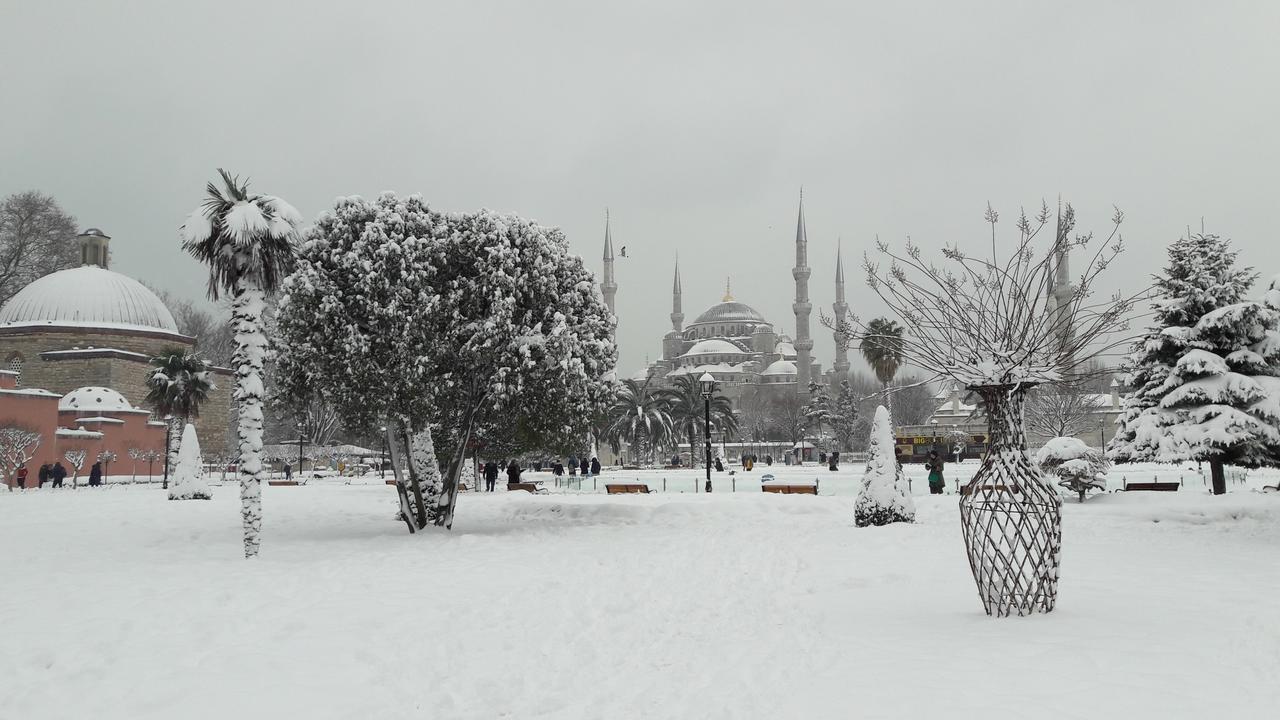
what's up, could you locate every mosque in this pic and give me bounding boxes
[0,229,233,487]
[600,193,852,404]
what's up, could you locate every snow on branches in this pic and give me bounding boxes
[1035,437,1108,503]
[854,406,915,527]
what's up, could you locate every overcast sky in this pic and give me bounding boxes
[3,0,1278,376]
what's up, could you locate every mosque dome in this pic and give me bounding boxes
[0,266,179,333]
[59,386,134,413]
[762,359,798,376]
[682,339,747,357]
[691,301,767,326]
[774,340,797,358]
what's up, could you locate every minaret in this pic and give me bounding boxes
[601,210,617,317]
[831,239,851,385]
[792,189,814,393]
[670,255,684,333]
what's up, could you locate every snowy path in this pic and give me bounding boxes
[3,484,1279,719]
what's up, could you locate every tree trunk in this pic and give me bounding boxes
[385,423,416,533]
[689,424,697,468]
[163,416,182,490]
[398,421,428,528]
[232,279,268,559]
[1209,457,1226,496]
[958,384,1062,617]
[435,406,479,530]
[1078,487,1085,503]
[406,423,442,525]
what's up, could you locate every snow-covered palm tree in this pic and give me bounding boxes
[606,378,675,465]
[181,169,300,558]
[144,348,214,490]
[660,375,738,467]
[861,317,904,422]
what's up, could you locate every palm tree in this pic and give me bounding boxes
[181,169,300,558]
[861,317,905,424]
[605,378,675,465]
[144,348,214,490]
[660,375,739,468]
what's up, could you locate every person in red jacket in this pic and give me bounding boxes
[15,465,28,490]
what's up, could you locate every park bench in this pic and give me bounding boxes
[1123,481,1179,492]
[508,482,545,493]
[606,483,650,494]
[268,480,299,487]
[762,484,817,495]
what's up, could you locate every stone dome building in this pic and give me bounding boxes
[0,229,232,455]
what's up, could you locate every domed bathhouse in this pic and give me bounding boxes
[0,229,233,486]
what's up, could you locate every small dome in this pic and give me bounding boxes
[762,359,798,376]
[80,228,111,239]
[774,340,797,358]
[691,301,767,325]
[59,386,133,413]
[0,266,179,332]
[682,339,747,357]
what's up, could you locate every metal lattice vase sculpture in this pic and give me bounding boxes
[959,385,1062,616]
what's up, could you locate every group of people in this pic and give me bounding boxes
[10,461,104,490]
[478,456,602,491]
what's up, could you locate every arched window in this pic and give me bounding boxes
[6,353,23,386]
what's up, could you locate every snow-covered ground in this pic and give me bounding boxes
[3,473,1279,719]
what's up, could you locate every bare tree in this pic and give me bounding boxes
[0,191,79,305]
[1024,382,1098,440]
[827,201,1143,617]
[64,449,87,488]
[0,425,42,490]
[767,392,808,446]
[892,375,938,425]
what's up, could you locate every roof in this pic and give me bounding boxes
[682,338,747,357]
[56,428,104,439]
[80,228,111,239]
[690,301,767,326]
[774,340,797,358]
[667,362,749,377]
[0,265,178,332]
[59,386,133,413]
[74,416,126,425]
[762,359,797,376]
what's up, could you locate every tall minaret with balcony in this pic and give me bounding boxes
[831,239,851,387]
[601,211,617,319]
[662,256,685,362]
[792,190,814,393]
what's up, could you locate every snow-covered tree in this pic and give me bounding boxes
[829,380,860,453]
[0,425,41,490]
[855,405,916,527]
[181,169,301,558]
[1035,437,1108,503]
[1025,381,1099,441]
[168,424,211,500]
[802,380,833,436]
[144,348,214,490]
[273,193,441,532]
[64,449,86,488]
[1110,234,1257,464]
[1116,297,1280,493]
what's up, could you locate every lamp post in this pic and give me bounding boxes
[952,423,961,465]
[379,426,387,479]
[700,372,714,493]
[1098,420,1106,451]
[931,418,938,455]
[162,414,173,490]
[295,421,307,481]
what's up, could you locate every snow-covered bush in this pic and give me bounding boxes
[855,406,915,527]
[168,424,211,501]
[1035,437,1107,503]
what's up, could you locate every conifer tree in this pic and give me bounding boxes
[854,405,915,527]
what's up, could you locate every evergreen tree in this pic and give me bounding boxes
[854,405,915,527]
[1110,234,1258,464]
[801,380,833,437]
[828,380,860,453]
[168,424,212,501]
[144,349,214,491]
[1119,295,1280,493]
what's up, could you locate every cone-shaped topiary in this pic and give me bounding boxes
[855,405,915,527]
[168,423,211,501]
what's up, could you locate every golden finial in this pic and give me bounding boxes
[722,277,734,302]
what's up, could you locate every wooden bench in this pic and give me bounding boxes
[268,480,299,486]
[606,483,650,494]
[1124,481,1179,492]
[762,484,817,495]
[508,482,544,493]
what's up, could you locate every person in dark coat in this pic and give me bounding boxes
[506,460,521,485]
[765,454,773,466]
[829,450,840,472]
[714,457,724,472]
[568,455,577,475]
[552,462,564,477]
[579,457,589,476]
[484,461,499,492]
[927,450,945,494]
[590,457,601,476]
[51,462,67,488]
[89,461,103,487]
[38,463,49,488]
[15,465,28,490]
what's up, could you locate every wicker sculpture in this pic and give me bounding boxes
[824,202,1140,616]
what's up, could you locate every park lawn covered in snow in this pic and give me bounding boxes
[3,479,1279,719]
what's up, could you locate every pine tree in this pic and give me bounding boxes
[1110,234,1258,464]
[168,424,211,500]
[854,405,915,527]
[829,380,860,453]
[802,380,833,437]
[1120,294,1280,493]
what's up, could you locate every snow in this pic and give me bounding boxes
[0,265,180,332]
[168,423,210,501]
[854,406,916,526]
[3,478,1279,718]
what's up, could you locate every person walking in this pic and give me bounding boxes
[579,457,589,476]
[484,461,499,492]
[927,450,945,495]
[590,457,601,476]
[284,463,293,483]
[568,455,577,476]
[714,457,724,472]
[88,461,103,487]
[506,460,522,486]
[15,465,28,490]
[51,462,67,488]
[38,463,49,488]
[552,461,564,477]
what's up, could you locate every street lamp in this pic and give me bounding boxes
[951,423,961,465]
[931,418,938,455]
[162,414,173,490]
[379,425,387,479]
[700,372,714,493]
[1098,419,1106,451]
[295,421,307,481]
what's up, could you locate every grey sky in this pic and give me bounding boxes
[3,0,1278,376]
